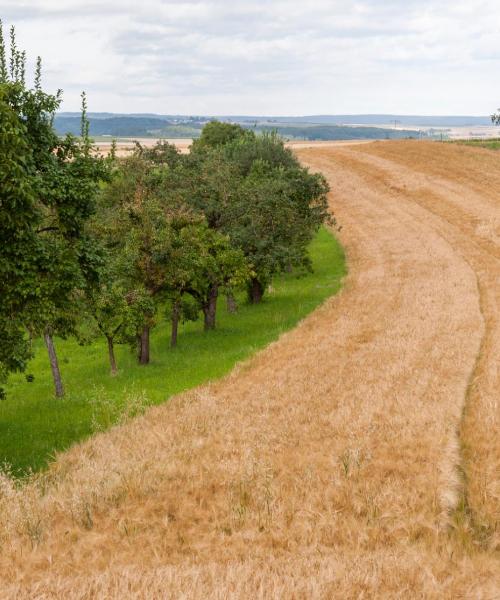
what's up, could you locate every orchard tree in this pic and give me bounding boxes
[235,161,331,302]
[97,153,169,364]
[0,23,110,397]
[99,147,251,352]
[85,278,130,375]
[0,81,38,393]
[180,146,241,230]
[194,130,332,303]
[153,214,208,347]
[180,226,251,330]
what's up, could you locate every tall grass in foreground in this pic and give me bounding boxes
[1,228,345,476]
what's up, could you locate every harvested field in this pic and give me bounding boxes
[95,138,375,158]
[0,141,499,598]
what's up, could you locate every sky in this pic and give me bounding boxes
[2,0,500,115]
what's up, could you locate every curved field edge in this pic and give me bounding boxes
[341,140,499,551]
[0,227,346,476]
[1,142,498,598]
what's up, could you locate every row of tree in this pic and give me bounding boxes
[0,25,332,398]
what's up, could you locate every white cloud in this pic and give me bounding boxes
[2,0,500,114]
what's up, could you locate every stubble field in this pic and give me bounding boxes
[0,140,498,598]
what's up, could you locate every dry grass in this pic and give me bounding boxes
[335,141,500,549]
[0,141,498,598]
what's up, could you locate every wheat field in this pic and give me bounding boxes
[0,141,498,598]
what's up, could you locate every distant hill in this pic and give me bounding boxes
[265,115,493,127]
[56,112,493,128]
[54,116,204,138]
[54,114,429,141]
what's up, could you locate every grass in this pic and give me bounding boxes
[0,228,345,476]
[450,138,500,151]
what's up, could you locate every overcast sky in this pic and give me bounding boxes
[2,0,500,115]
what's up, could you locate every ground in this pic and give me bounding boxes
[0,140,498,598]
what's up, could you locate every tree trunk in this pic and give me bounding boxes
[136,334,142,362]
[171,301,180,348]
[106,335,118,376]
[44,331,64,398]
[138,325,150,365]
[248,277,265,304]
[203,284,218,331]
[27,328,34,351]
[226,292,238,314]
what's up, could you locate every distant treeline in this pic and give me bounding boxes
[255,125,419,140]
[53,116,201,138]
[54,116,419,141]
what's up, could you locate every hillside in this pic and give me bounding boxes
[58,112,493,127]
[53,115,421,141]
[1,141,499,597]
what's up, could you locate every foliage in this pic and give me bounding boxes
[94,145,251,355]
[228,159,330,293]
[1,228,345,475]
[186,131,332,300]
[0,23,110,395]
[0,87,38,384]
[191,120,250,150]
[175,223,252,329]
[222,130,298,176]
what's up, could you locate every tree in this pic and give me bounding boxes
[226,162,328,302]
[154,215,208,346]
[179,225,251,330]
[191,120,250,150]
[97,153,168,364]
[0,85,38,392]
[222,130,298,177]
[172,127,332,305]
[85,279,130,375]
[131,141,252,333]
[0,23,110,396]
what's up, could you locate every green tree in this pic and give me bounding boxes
[97,153,168,364]
[234,160,331,302]
[222,130,297,176]
[84,278,130,376]
[192,120,249,150]
[98,146,251,353]
[0,23,110,397]
[179,225,251,330]
[0,85,38,393]
[191,130,332,303]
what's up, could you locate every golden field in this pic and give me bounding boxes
[0,141,498,598]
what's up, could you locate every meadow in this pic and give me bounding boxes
[1,228,345,476]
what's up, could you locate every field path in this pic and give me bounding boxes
[1,141,499,598]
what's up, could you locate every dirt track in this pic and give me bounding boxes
[1,141,499,598]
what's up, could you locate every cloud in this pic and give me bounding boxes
[2,0,500,114]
